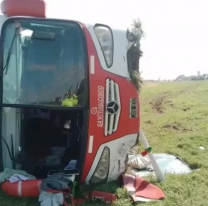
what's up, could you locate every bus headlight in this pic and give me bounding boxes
[89,146,110,184]
[94,25,113,68]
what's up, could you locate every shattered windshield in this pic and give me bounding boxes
[2,19,86,107]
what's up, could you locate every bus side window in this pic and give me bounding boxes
[94,24,114,68]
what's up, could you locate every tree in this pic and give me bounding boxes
[126,18,144,91]
[175,75,186,81]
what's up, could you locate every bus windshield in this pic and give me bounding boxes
[1,19,86,107]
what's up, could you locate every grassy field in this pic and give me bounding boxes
[1,81,208,206]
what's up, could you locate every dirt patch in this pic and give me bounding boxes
[149,96,171,113]
[170,103,174,107]
[145,120,153,124]
[162,122,191,132]
[149,93,174,113]
[163,123,180,130]
[149,96,165,113]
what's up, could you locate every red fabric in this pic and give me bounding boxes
[73,198,87,205]
[135,176,165,200]
[46,188,71,195]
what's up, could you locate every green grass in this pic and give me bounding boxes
[1,81,208,206]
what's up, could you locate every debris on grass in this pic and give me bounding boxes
[122,174,165,202]
[145,120,153,124]
[162,122,192,132]
[183,107,191,111]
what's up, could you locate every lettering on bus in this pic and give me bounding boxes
[97,86,104,127]
[90,86,104,127]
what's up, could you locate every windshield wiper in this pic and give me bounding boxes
[3,28,17,75]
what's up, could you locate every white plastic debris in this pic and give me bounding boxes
[199,146,205,150]
[128,154,150,170]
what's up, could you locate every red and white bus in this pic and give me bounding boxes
[0,0,140,185]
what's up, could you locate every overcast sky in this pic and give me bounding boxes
[3,0,208,80]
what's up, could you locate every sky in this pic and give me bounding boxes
[3,0,208,80]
